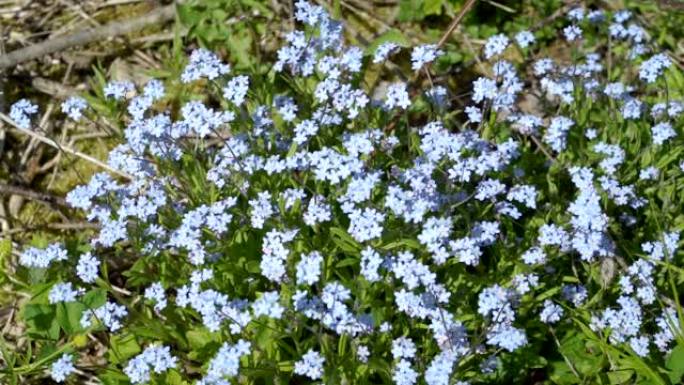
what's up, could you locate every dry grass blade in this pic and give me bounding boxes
[437,0,478,48]
[0,182,68,206]
[0,112,132,180]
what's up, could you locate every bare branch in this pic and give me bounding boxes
[437,0,478,48]
[0,112,132,180]
[0,5,175,71]
[0,182,68,206]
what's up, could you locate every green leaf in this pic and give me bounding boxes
[329,227,361,253]
[666,344,684,383]
[255,322,275,356]
[228,28,254,69]
[56,302,86,334]
[129,321,169,341]
[617,354,666,385]
[177,4,204,26]
[606,370,634,384]
[557,332,604,378]
[186,329,214,350]
[0,238,11,265]
[82,288,107,309]
[35,341,58,361]
[338,333,348,357]
[211,9,227,21]
[549,359,581,385]
[277,360,294,372]
[245,260,261,274]
[163,370,190,385]
[423,0,443,15]
[367,357,392,379]
[99,370,129,385]
[365,29,410,55]
[335,257,358,268]
[286,141,299,157]
[22,304,60,340]
[380,238,421,251]
[398,0,424,22]
[241,0,273,15]
[108,334,141,364]
[535,287,561,301]
[29,233,49,248]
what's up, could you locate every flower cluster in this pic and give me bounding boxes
[50,354,75,383]
[10,2,684,384]
[123,345,177,384]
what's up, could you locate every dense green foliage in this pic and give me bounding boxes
[2,1,684,385]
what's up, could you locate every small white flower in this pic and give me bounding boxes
[385,83,411,109]
[61,97,88,120]
[515,30,535,48]
[51,354,76,383]
[294,349,325,380]
[484,34,509,59]
[411,44,443,70]
[374,42,400,64]
[48,282,83,304]
[563,25,583,41]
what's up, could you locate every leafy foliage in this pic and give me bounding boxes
[3,1,684,385]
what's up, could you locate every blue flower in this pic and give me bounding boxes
[50,354,75,383]
[9,99,38,128]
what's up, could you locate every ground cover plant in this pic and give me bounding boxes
[2,1,684,384]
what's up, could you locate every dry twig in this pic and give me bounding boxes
[0,182,67,206]
[0,112,132,179]
[0,221,100,237]
[0,4,175,71]
[437,0,478,48]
